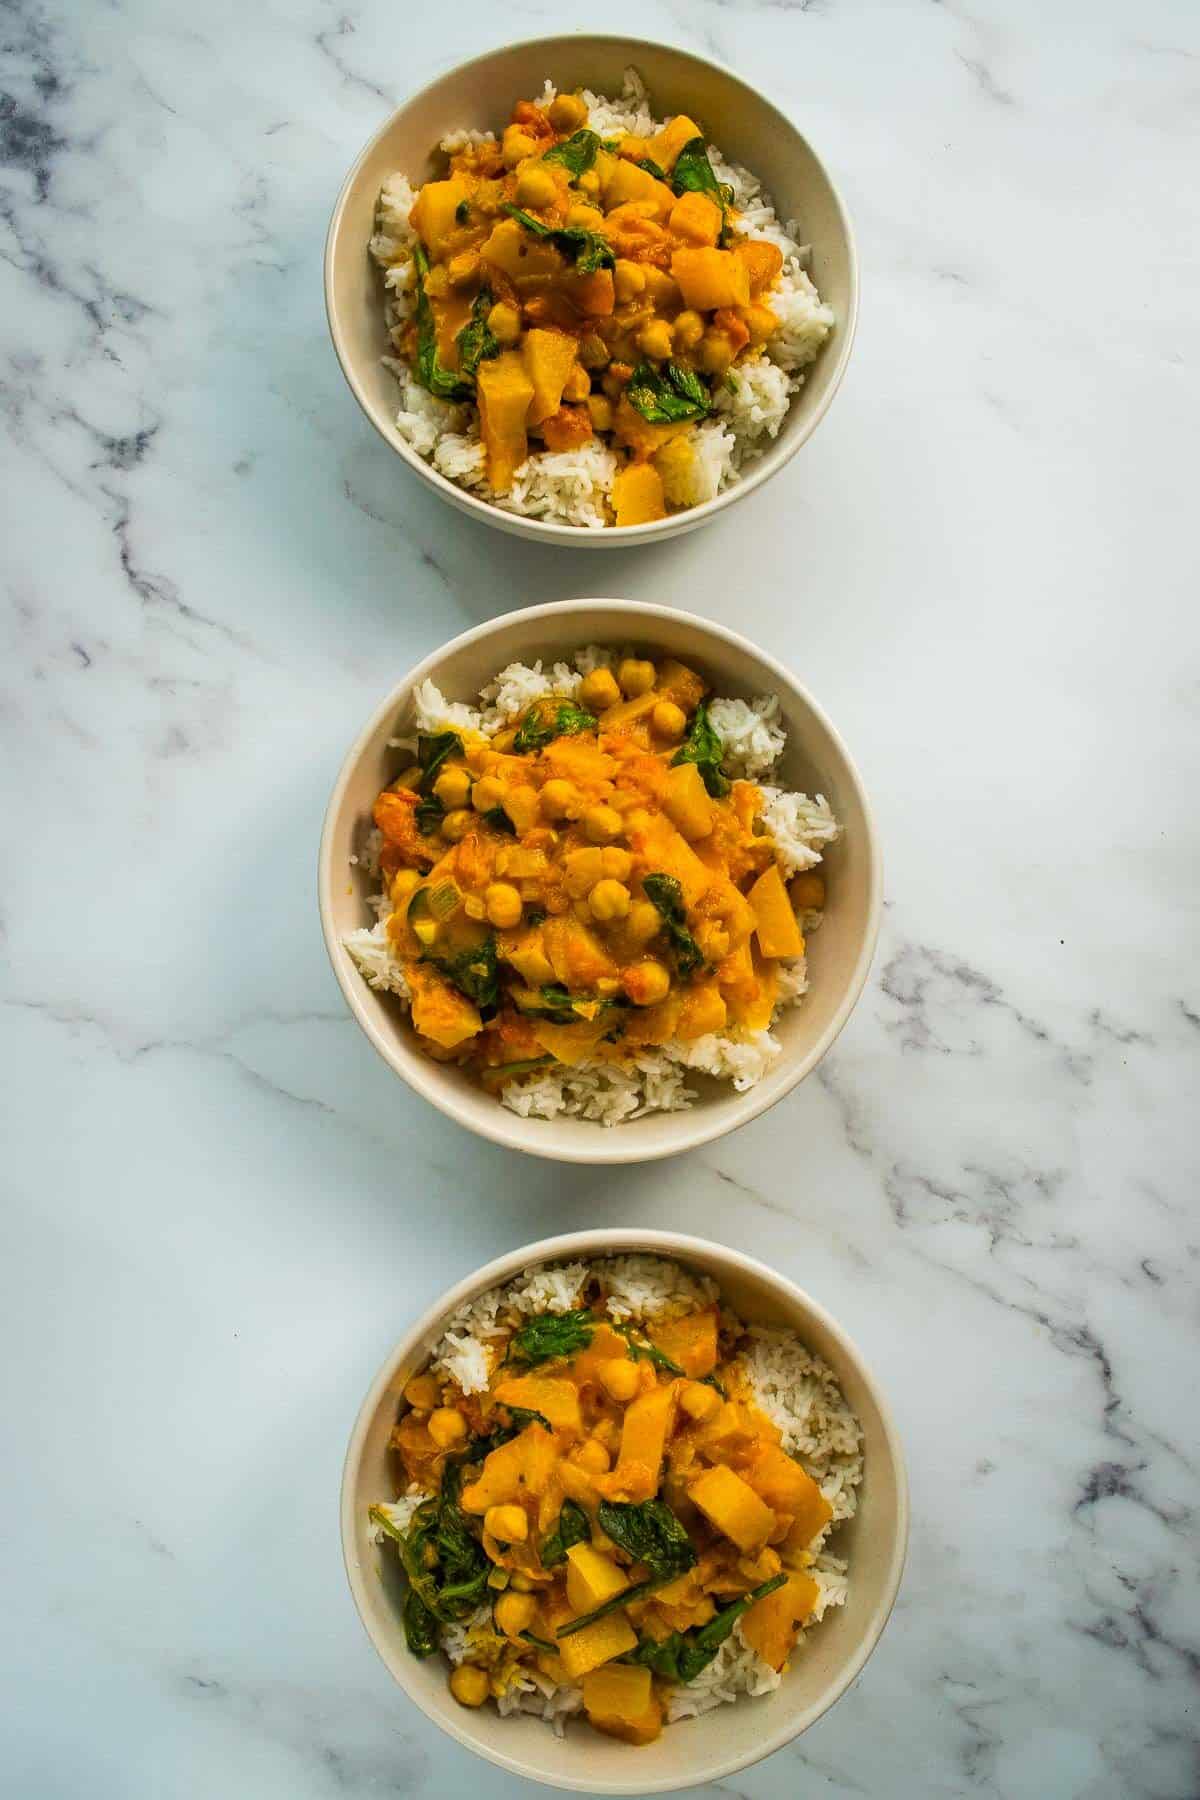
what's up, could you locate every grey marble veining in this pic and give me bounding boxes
[2,0,1198,1795]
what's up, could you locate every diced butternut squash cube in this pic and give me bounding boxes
[531,1016,611,1066]
[476,350,534,494]
[597,1381,678,1503]
[602,157,675,218]
[480,216,563,281]
[567,267,615,316]
[747,863,804,959]
[648,1309,719,1378]
[740,1571,819,1671]
[627,813,712,908]
[671,247,750,312]
[583,1664,663,1745]
[653,658,708,713]
[612,461,666,527]
[410,175,469,258]
[640,114,704,173]
[566,1543,630,1615]
[693,1399,761,1457]
[688,1463,774,1552]
[492,1374,583,1436]
[746,1445,834,1547]
[557,1610,638,1680]
[522,328,578,427]
[669,190,723,246]
[734,238,785,297]
[675,981,727,1041]
[461,1424,556,1512]
[663,761,713,841]
[409,966,482,1051]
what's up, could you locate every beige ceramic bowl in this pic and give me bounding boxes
[341,1228,909,1794]
[318,600,881,1163]
[325,35,858,545]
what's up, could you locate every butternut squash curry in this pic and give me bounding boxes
[370,1258,859,1742]
[368,652,825,1101]
[385,86,795,523]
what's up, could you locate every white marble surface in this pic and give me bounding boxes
[3,0,1198,1793]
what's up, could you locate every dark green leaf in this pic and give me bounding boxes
[556,1574,667,1636]
[513,984,625,1024]
[630,1573,787,1682]
[456,286,501,382]
[508,1308,595,1368]
[701,1371,728,1398]
[455,199,470,224]
[402,1586,441,1657]
[417,731,463,793]
[503,204,615,273]
[505,1404,552,1433]
[423,935,499,1010]
[596,1498,697,1580]
[670,701,730,798]
[414,795,444,836]
[671,138,726,213]
[412,245,474,401]
[481,805,517,834]
[543,129,601,178]
[636,157,668,182]
[519,1629,559,1653]
[642,873,705,977]
[512,700,598,755]
[625,360,712,426]
[540,1498,591,1568]
[612,1320,685,1377]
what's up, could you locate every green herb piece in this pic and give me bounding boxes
[540,1498,591,1568]
[597,1498,697,1581]
[625,360,712,426]
[412,245,474,401]
[525,907,547,926]
[700,1371,728,1398]
[671,137,727,218]
[636,156,668,182]
[414,794,444,836]
[670,700,730,798]
[480,804,517,834]
[519,1629,559,1654]
[724,370,739,394]
[642,873,705,977]
[613,1320,685,1377]
[456,286,501,382]
[455,199,470,225]
[370,1470,492,1650]
[508,1308,595,1368]
[423,935,499,1010]
[512,700,598,755]
[630,1573,787,1683]
[513,984,624,1024]
[543,129,602,178]
[503,204,615,274]
[402,1587,440,1656]
[557,1574,665,1636]
[417,730,463,792]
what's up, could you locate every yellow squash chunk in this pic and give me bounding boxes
[602,157,675,219]
[499,927,555,988]
[583,1664,663,1745]
[531,1016,611,1066]
[557,1610,638,1681]
[653,658,708,714]
[491,1374,583,1436]
[523,328,579,427]
[410,175,470,258]
[476,350,534,494]
[671,247,751,313]
[612,395,691,462]
[675,981,727,1041]
[648,1308,719,1378]
[543,914,620,991]
[688,1463,775,1552]
[747,863,804,959]
[622,114,703,174]
[628,813,712,909]
[598,688,661,732]
[566,1542,630,1615]
[693,1400,762,1457]
[612,461,666,527]
[746,1444,834,1546]
[570,1322,634,1385]
[669,190,722,246]
[740,1571,820,1671]
[598,1382,678,1502]
[409,967,482,1050]
[460,1424,557,1513]
[480,216,563,282]
[663,761,713,841]
[727,954,778,1033]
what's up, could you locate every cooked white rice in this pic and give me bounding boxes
[370,69,834,526]
[393,1255,863,1729]
[343,646,841,1125]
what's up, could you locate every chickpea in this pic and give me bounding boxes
[652,699,687,741]
[446,249,480,288]
[637,319,673,362]
[613,258,646,303]
[494,1590,537,1638]
[487,301,522,346]
[578,667,620,712]
[697,328,735,377]
[563,846,604,897]
[449,1664,490,1707]
[616,657,656,698]
[679,1382,722,1423]
[515,161,559,210]
[600,846,633,882]
[586,392,613,433]
[484,1503,528,1543]
[502,124,539,167]
[471,774,505,813]
[597,1358,641,1403]
[571,1437,611,1475]
[539,777,580,822]
[624,959,671,1006]
[433,764,472,809]
[642,267,680,308]
[485,882,523,929]
[565,202,606,232]
[578,332,611,370]
[673,308,705,351]
[390,867,421,905]
[589,878,631,923]
[394,764,423,791]
[548,92,588,133]
[583,803,623,844]
[403,1371,440,1412]
[562,364,591,404]
[427,1406,468,1448]
[742,303,778,346]
[503,784,541,833]
[625,899,662,949]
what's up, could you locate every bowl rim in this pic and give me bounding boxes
[316,597,883,1164]
[323,31,859,545]
[340,1226,910,1794]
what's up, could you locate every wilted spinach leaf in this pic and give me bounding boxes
[540,1498,591,1567]
[456,286,501,382]
[630,1573,787,1682]
[596,1498,697,1581]
[423,935,499,1010]
[625,360,712,426]
[402,1586,440,1657]
[480,805,516,835]
[642,873,704,977]
[670,701,730,797]
[543,129,601,178]
[671,137,729,222]
[512,700,598,754]
[612,1320,685,1377]
[503,204,615,274]
[636,156,668,182]
[508,1308,595,1367]
[414,795,444,836]
[412,245,474,401]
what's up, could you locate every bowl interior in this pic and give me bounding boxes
[342,1231,907,1794]
[326,35,856,542]
[321,602,880,1162]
